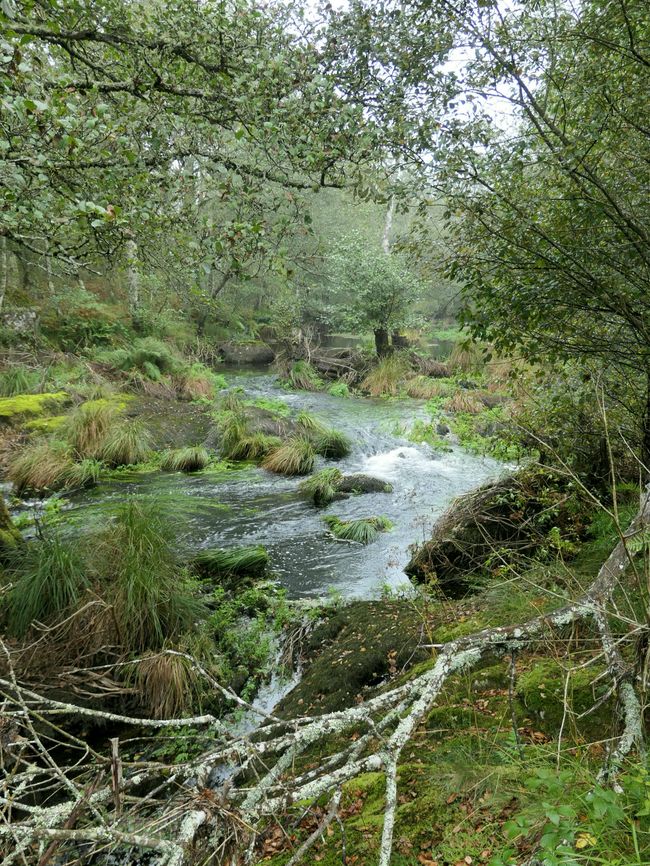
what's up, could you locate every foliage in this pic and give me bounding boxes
[312,429,351,459]
[324,514,392,544]
[262,436,316,476]
[160,447,210,473]
[285,361,324,392]
[405,375,447,400]
[192,546,269,581]
[299,468,344,507]
[8,440,77,495]
[100,337,182,379]
[328,381,350,398]
[444,391,485,415]
[5,535,88,636]
[448,341,484,374]
[65,401,117,459]
[0,366,40,396]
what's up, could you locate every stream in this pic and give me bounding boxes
[60,370,502,600]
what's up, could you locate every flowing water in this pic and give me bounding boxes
[61,370,502,599]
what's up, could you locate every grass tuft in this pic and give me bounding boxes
[8,440,74,495]
[126,652,200,719]
[448,341,484,374]
[99,420,152,467]
[444,391,485,415]
[0,366,40,396]
[65,401,116,459]
[286,360,323,391]
[313,429,351,459]
[361,354,411,397]
[6,535,88,636]
[262,436,316,476]
[161,446,210,473]
[299,468,343,507]
[192,545,269,580]
[405,375,448,400]
[324,514,393,544]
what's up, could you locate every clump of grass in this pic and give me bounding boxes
[262,436,316,475]
[8,440,75,495]
[100,337,182,379]
[94,498,206,653]
[175,363,224,401]
[324,515,393,544]
[219,389,245,412]
[235,433,282,461]
[361,354,411,397]
[217,410,249,459]
[99,420,152,467]
[0,366,40,396]
[444,391,485,415]
[65,401,116,459]
[193,545,269,580]
[313,429,351,459]
[127,652,200,719]
[448,341,484,374]
[299,468,343,507]
[405,375,446,400]
[160,446,210,473]
[296,410,328,433]
[63,458,102,490]
[286,361,323,391]
[6,535,88,636]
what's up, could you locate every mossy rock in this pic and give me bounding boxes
[515,658,612,737]
[276,601,430,717]
[0,392,68,423]
[24,414,67,433]
[337,474,393,495]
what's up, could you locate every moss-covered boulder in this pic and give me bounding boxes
[0,392,68,424]
[337,474,393,495]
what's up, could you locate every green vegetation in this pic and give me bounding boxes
[299,468,344,507]
[285,360,323,391]
[192,545,269,581]
[324,514,392,544]
[262,436,316,476]
[65,400,117,459]
[312,428,351,458]
[160,446,210,473]
[0,366,40,396]
[96,419,152,467]
[0,392,68,421]
[361,353,412,397]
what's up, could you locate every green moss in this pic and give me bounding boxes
[0,392,68,421]
[24,414,67,433]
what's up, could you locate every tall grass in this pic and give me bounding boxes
[299,468,343,507]
[324,515,393,544]
[0,366,40,396]
[193,545,269,580]
[65,401,116,459]
[217,410,249,459]
[405,376,447,400]
[6,535,88,636]
[126,652,199,719]
[175,363,224,401]
[9,441,74,495]
[444,391,485,415]
[287,361,323,391]
[99,420,152,467]
[361,354,411,397]
[262,436,316,475]
[449,341,484,374]
[313,429,351,459]
[95,498,206,653]
[160,446,210,473]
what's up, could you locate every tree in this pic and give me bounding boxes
[329,234,423,356]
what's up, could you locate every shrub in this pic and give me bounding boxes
[98,420,152,467]
[6,535,88,636]
[160,446,210,473]
[0,366,40,396]
[100,337,182,379]
[361,354,411,397]
[444,391,485,415]
[262,436,316,475]
[313,429,351,459]
[299,468,343,507]
[94,498,206,653]
[286,360,323,391]
[192,545,269,580]
[324,515,393,544]
[64,401,117,459]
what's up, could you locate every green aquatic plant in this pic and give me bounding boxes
[313,429,351,459]
[262,436,316,476]
[64,400,117,459]
[192,545,269,580]
[6,535,89,636]
[324,514,393,544]
[299,468,344,507]
[160,446,210,473]
[95,498,206,652]
[99,420,152,467]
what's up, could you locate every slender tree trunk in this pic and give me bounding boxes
[642,373,650,479]
[124,237,140,315]
[45,245,54,295]
[374,327,391,358]
[382,194,396,255]
[0,237,7,313]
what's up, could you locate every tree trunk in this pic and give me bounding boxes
[374,327,391,358]
[643,374,650,479]
[0,236,8,313]
[124,238,140,315]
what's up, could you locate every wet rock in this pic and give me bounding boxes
[436,422,450,436]
[218,341,275,365]
[336,474,393,495]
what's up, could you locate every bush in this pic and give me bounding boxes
[6,535,88,636]
[99,337,182,379]
[299,468,343,507]
[324,515,393,544]
[262,436,316,475]
[160,446,210,473]
[94,498,206,653]
[99,420,152,467]
[361,354,411,396]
